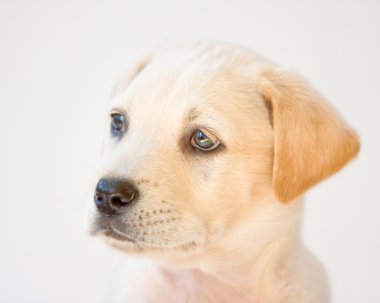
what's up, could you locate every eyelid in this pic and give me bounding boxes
[190,128,222,151]
[110,107,128,139]
[110,107,127,116]
[199,128,218,141]
[189,125,220,139]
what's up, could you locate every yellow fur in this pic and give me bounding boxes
[85,40,359,303]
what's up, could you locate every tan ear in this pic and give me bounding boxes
[259,69,360,203]
[110,55,151,99]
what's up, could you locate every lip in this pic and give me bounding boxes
[102,226,137,243]
[102,226,203,252]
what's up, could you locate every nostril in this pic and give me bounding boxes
[110,195,125,208]
[109,193,135,209]
[94,193,104,206]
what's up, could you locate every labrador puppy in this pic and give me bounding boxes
[85,41,360,303]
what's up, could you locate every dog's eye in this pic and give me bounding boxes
[191,129,220,151]
[111,113,126,137]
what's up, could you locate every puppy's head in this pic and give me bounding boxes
[85,41,359,261]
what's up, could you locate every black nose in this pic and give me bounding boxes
[94,178,138,216]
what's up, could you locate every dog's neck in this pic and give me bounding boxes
[160,268,254,303]
[157,237,300,303]
[156,199,304,303]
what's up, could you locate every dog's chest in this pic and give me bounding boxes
[161,269,254,303]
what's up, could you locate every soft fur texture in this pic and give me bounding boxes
[85,41,360,303]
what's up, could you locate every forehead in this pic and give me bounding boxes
[110,45,269,141]
[115,57,227,102]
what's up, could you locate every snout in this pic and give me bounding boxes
[94,178,139,216]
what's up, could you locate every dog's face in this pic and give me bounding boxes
[85,42,359,262]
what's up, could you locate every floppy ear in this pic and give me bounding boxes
[110,55,151,99]
[259,69,360,203]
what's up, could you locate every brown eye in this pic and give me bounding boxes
[191,129,220,151]
[111,113,126,137]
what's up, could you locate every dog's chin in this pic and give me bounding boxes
[100,228,143,253]
[102,227,137,243]
[85,207,207,258]
[94,225,205,261]
[108,229,199,249]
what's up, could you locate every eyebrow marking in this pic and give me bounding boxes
[187,108,200,122]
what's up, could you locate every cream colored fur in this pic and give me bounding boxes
[85,41,359,303]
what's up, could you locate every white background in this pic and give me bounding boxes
[0,0,379,302]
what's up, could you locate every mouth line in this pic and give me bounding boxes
[101,226,200,252]
[103,226,137,243]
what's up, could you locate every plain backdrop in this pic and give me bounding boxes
[0,0,379,302]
